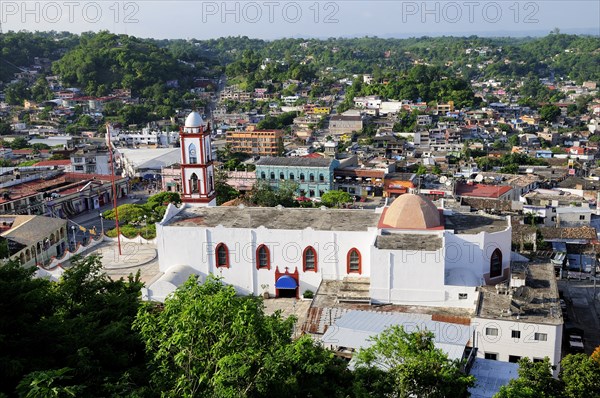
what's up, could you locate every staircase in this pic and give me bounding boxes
[337,277,371,304]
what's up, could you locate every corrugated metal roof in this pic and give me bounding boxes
[321,310,471,361]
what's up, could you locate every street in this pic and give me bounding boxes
[65,192,148,247]
[559,279,600,355]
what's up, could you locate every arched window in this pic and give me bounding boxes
[215,243,229,268]
[347,248,362,274]
[280,172,285,180]
[289,173,295,181]
[300,173,305,182]
[270,172,275,180]
[490,248,502,278]
[261,172,266,179]
[25,249,31,262]
[309,173,315,182]
[190,173,199,193]
[319,174,325,182]
[256,245,270,270]
[188,143,197,164]
[303,246,317,272]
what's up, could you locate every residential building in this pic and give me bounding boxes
[226,130,283,157]
[0,214,68,267]
[329,115,363,136]
[473,263,562,374]
[70,146,110,175]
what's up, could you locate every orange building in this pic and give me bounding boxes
[225,130,283,157]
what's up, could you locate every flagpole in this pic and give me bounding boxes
[107,123,122,255]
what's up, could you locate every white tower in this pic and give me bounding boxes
[179,111,216,207]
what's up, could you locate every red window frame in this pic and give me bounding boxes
[347,248,362,274]
[215,243,229,268]
[256,244,271,270]
[303,246,318,272]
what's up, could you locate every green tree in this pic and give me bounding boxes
[134,276,347,397]
[321,190,353,208]
[102,203,149,224]
[495,357,560,398]
[249,181,279,207]
[0,121,14,135]
[355,325,475,398]
[214,169,240,205]
[10,137,30,149]
[540,105,561,123]
[561,353,600,398]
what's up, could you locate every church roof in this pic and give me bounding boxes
[380,194,442,229]
[167,206,380,231]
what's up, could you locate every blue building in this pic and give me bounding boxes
[255,157,339,198]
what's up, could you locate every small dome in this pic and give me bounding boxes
[185,111,204,128]
[381,193,441,229]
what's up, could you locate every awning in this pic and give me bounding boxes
[275,275,298,289]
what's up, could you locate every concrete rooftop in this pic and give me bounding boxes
[476,263,562,325]
[167,206,381,231]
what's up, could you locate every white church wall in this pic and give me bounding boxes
[443,227,512,284]
[370,235,448,306]
[157,222,377,297]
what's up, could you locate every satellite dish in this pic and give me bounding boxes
[440,176,448,184]
[475,174,484,183]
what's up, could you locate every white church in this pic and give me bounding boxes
[144,111,513,311]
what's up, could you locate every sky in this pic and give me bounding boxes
[2,1,599,40]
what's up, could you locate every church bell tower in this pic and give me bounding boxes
[179,111,216,207]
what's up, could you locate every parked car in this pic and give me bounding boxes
[568,334,584,352]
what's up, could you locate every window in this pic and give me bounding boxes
[319,190,324,197]
[458,293,468,300]
[309,174,315,182]
[534,333,547,341]
[484,353,498,360]
[509,355,521,363]
[533,358,544,363]
[511,330,521,339]
[190,173,199,193]
[485,327,498,336]
[261,172,266,179]
[256,245,270,270]
[270,172,275,180]
[309,190,315,197]
[188,144,197,164]
[551,216,556,221]
[579,215,586,220]
[347,248,361,274]
[490,248,502,278]
[216,243,229,268]
[280,172,285,180]
[303,246,317,272]
[300,173,305,181]
[319,174,325,182]
[290,173,294,180]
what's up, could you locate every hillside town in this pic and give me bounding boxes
[1,31,600,397]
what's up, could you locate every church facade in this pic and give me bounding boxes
[147,112,512,307]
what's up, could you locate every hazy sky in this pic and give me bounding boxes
[2,1,599,39]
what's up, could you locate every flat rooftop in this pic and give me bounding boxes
[167,206,381,231]
[445,213,509,234]
[476,263,562,325]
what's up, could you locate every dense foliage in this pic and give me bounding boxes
[495,355,600,397]
[52,31,192,96]
[0,255,147,397]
